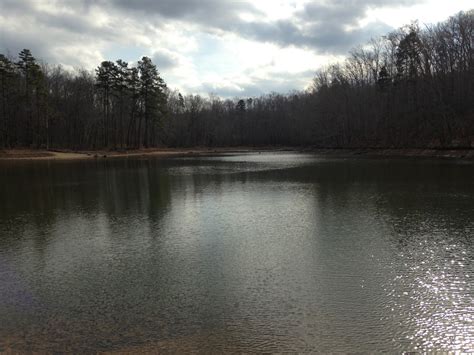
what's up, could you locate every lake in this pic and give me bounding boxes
[0,152,472,352]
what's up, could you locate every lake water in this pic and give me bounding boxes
[0,153,472,352]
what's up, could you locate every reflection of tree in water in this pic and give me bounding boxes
[0,159,176,246]
[1,157,473,352]
[0,158,177,351]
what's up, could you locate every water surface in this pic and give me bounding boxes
[0,153,473,352]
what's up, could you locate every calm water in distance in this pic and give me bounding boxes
[0,153,473,352]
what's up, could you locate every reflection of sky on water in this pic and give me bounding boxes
[381,218,473,352]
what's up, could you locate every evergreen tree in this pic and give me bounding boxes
[113,59,129,149]
[17,49,40,146]
[0,54,16,147]
[95,61,117,147]
[138,56,167,147]
[377,66,391,91]
[126,66,140,148]
[396,26,423,81]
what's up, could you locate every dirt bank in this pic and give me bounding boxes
[0,148,257,161]
[301,148,474,159]
[0,149,89,160]
[1,147,473,161]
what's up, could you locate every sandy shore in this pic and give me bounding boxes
[0,147,473,161]
[0,148,263,161]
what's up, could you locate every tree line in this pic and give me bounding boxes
[0,10,472,150]
[0,52,167,149]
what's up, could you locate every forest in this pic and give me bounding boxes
[0,10,472,150]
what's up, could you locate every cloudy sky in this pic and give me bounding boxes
[0,0,471,97]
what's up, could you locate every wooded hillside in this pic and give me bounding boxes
[0,11,472,149]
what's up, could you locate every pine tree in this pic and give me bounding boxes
[0,54,16,147]
[396,26,423,81]
[17,49,40,146]
[113,60,129,149]
[377,66,391,91]
[95,61,117,147]
[138,56,167,147]
[126,67,140,148]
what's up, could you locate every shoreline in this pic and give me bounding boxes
[0,148,257,161]
[0,147,473,161]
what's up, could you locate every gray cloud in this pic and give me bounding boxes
[152,51,180,71]
[0,0,124,67]
[198,69,315,98]
[102,0,422,53]
[217,18,392,54]
[226,0,419,53]
[1,0,426,59]
[104,0,262,32]
[0,0,443,97]
[0,27,49,61]
[299,0,420,23]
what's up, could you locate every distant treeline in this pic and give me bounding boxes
[0,10,472,150]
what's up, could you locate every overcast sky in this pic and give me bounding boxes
[0,0,471,97]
